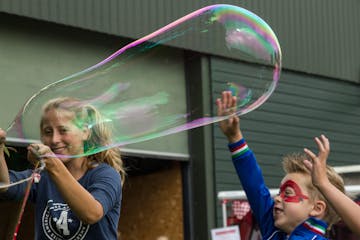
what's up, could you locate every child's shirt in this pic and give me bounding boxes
[229,139,328,240]
[5,163,121,240]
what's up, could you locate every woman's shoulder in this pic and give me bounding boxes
[87,163,121,179]
[79,163,121,188]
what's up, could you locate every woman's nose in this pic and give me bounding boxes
[51,131,61,143]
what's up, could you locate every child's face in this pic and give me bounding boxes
[40,109,89,162]
[273,173,315,234]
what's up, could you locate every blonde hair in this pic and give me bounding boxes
[41,97,126,185]
[282,152,344,228]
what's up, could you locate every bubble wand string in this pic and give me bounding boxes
[13,149,45,240]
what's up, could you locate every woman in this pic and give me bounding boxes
[0,97,125,239]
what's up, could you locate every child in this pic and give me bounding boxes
[0,97,125,239]
[217,91,345,239]
[304,135,360,237]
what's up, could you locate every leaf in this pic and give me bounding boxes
[3,146,10,157]
[3,146,17,157]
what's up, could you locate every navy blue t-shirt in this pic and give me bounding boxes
[6,163,122,240]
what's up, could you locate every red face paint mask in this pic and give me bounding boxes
[278,180,309,203]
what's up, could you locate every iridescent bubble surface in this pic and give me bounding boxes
[5,4,282,159]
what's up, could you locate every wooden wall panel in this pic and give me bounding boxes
[118,161,184,240]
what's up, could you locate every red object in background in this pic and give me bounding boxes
[227,215,240,226]
[227,201,255,240]
[232,200,251,220]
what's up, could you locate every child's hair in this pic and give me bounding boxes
[282,152,344,228]
[40,97,126,185]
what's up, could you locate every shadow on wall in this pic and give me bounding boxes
[0,201,34,240]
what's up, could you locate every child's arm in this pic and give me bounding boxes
[0,128,10,192]
[304,135,360,236]
[217,91,277,237]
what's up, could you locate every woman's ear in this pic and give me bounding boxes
[82,125,91,141]
[310,200,326,218]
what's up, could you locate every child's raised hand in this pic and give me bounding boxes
[216,91,242,143]
[303,134,331,188]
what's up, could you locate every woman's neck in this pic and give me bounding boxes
[65,157,88,180]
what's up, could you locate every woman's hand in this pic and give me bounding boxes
[0,128,6,147]
[0,128,10,190]
[27,143,55,167]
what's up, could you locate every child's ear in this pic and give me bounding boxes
[310,200,326,218]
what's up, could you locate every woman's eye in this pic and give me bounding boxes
[59,128,68,134]
[43,129,52,135]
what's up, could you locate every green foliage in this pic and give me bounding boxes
[3,146,17,157]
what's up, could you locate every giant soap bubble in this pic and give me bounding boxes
[6,4,281,158]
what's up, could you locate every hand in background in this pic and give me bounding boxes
[303,134,330,188]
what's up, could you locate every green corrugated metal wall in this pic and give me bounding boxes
[0,0,359,83]
[211,56,360,226]
[0,13,189,156]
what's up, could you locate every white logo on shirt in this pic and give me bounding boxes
[42,200,89,240]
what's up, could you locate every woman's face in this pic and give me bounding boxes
[40,109,89,161]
